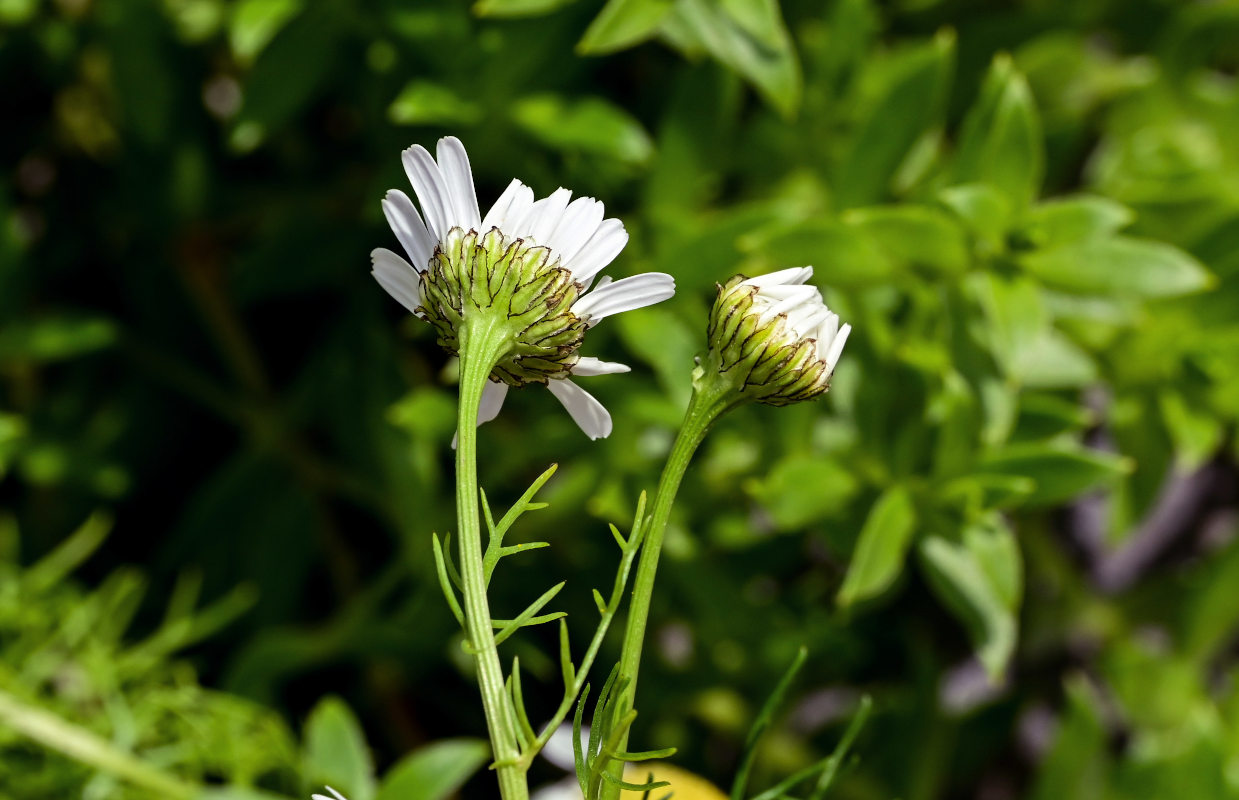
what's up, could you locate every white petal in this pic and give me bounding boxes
[527,186,574,243]
[742,266,814,289]
[547,379,612,440]
[824,323,851,370]
[382,190,435,269]
[785,303,833,338]
[371,248,423,316]
[563,218,628,286]
[572,357,631,376]
[402,145,453,242]
[477,380,509,426]
[545,196,604,269]
[757,287,820,324]
[814,313,840,360]
[572,273,676,326]
[481,179,534,233]
[312,788,349,800]
[449,381,510,449]
[436,136,481,232]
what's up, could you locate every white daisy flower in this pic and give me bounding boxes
[373,136,675,439]
[706,266,851,405]
[311,788,348,800]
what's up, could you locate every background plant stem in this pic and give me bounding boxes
[0,689,198,799]
[455,317,529,800]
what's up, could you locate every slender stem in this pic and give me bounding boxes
[0,689,197,799]
[601,376,739,797]
[455,316,529,800]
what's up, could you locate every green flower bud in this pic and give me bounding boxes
[703,267,851,406]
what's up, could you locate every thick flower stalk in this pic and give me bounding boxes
[599,266,850,799]
[373,137,674,800]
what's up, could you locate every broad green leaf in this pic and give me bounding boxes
[747,455,858,530]
[952,55,1043,211]
[100,3,175,146]
[936,183,1012,253]
[616,307,698,407]
[238,5,340,131]
[578,0,673,54]
[1020,195,1134,249]
[743,220,897,287]
[388,80,483,126]
[474,0,577,17]
[835,30,955,207]
[843,204,969,274]
[0,314,117,363]
[969,272,1047,372]
[1158,390,1223,468]
[1018,237,1213,298]
[1013,393,1094,441]
[837,486,918,606]
[511,94,653,165]
[663,0,801,118]
[976,442,1130,507]
[1011,329,1098,389]
[303,697,375,800]
[230,0,303,63]
[376,739,490,800]
[919,516,1021,678]
[1029,677,1109,800]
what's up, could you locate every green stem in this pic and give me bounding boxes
[601,374,739,797]
[455,316,529,800]
[0,689,197,799]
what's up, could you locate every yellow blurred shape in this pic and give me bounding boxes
[623,762,728,799]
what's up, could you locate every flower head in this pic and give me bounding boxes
[704,266,850,405]
[373,136,675,439]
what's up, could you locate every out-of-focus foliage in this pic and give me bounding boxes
[2,0,1239,797]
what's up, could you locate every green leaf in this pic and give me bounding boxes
[663,0,801,118]
[511,94,653,165]
[838,486,918,607]
[474,0,577,17]
[230,0,303,63]
[844,204,969,275]
[1020,195,1134,249]
[937,183,1012,253]
[919,516,1022,678]
[1010,329,1098,389]
[1018,237,1213,298]
[747,454,858,530]
[970,272,1047,371]
[577,0,674,54]
[1028,677,1110,800]
[743,220,897,287]
[238,5,340,132]
[976,442,1130,507]
[0,314,117,363]
[375,739,490,800]
[835,30,955,207]
[952,55,1043,211]
[303,697,375,800]
[388,80,483,126]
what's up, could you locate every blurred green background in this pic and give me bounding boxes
[3,0,1239,798]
